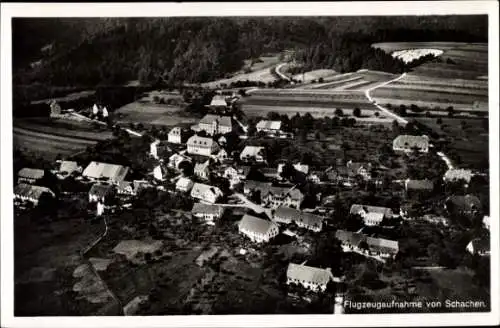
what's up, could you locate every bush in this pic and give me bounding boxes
[353,108,361,117]
[334,108,343,117]
[318,77,324,83]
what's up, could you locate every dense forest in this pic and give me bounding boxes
[13,16,487,88]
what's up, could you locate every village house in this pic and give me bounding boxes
[262,186,304,209]
[149,140,161,159]
[214,148,229,163]
[286,263,333,292]
[240,146,266,163]
[194,160,210,180]
[168,153,191,170]
[392,135,429,153]
[443,168,473,184]
[197,114,233,136]
[176,177,194,193]
[273,207,323,232]
[260,167,279,180]
[238,214,279,243]
[14,183,55,206]
[18,168,45,185]
[224,166,251,189]
[168,127,189,144]
[256,120,282,134]
[243,180,272,195]
[152,165,166,181]
[190,183,223,204]
[405,179,434,196]
[218,136,227,146]
[346,161,372,180]
[82,161,129,184]
[117,181,135,196]
[335,230,399,259]
[445,194,482,216]
[191,203,225,225]
[88,183,115,203]
[350,204,393,226]
[57,161,81,178]
[277,163,310,177]
[187,135,220,157]
[209,95,229,109]
[466,238,490,257]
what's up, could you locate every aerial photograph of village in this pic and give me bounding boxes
[10,14,491,316]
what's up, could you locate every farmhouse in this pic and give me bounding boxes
[445,194,482,216]
[466,238,490,257]
[117,181,135,196]
[194,160,210,180]
[18,168,45,185]
[262,186,304,209]
[187,135,220,156]
[190,183,223,204]
[209,95,229,108]
[350,204,393,226]
[82,161,129,184]
[256,120,282,134]
[238,214,279,243]
[392,135,429,153]
[240,146,266,162]
[197,114,232,136]
[168,127,189,144]
[273,207,323,232]
[14,184,55,206]
[335,230,399,259]
[224,166,251,189]
[168,153,191,170]
[57,161,81,178]
[176,177,194,193]
[88,183,115,203]
[191,203,225,225]
[286,263,333,292]
[443,168,473,184]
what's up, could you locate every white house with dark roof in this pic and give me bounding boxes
[274,207,323,232]
[14,184,55,206]
[187,135,220,156]
[198,114,232,135]
[191,203,225,225]
[194,160,210,180]
[286,263,333,292]
[335,230,399,259]
[392,135,429,153]
[190,183,223,204]
[240,146,266,162]
[350,204,393,226]
[82,161,129,184]
[256,120,282,134]
[18,168,45,185]
[263,186,304,209]
[88,183,115,203]
[168,127,188,144]
[238,214,279,243]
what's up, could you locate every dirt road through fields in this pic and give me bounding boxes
[364,73,408,124]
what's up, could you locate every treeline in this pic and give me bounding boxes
[13,16,487,87]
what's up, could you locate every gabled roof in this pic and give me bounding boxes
[191,203,223,215]
[176,177,193,189]
[59,161,79,174]
[168,127,183,136]
[191,183,223,199]
[335,230,365,247]
[18,168,45,180]
[393,135,429,150]
[14,183,55,200]
[264,186,304,200]
[286,263,332,286]
[364,212,385,223]
[406,179,434,191]
[187,135,216,148]
[274,206,322,228]
[238,214,277,235]
[209,95,228,107]
[82,162,129,183]
[240,146,265,159]
[89,183,114,198]
[366,236,399,252]
[444,169,473,183]
[256,120,282,131]
[117,181,133,192]
[350,204,392,217]
[468,238,490,253]
[199,114,232,127]
[194,160,210,173]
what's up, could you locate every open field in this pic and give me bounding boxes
[291,69,337,83]
[373,42,487,79]
[13,117,114,160]
[413,117,489,170]
[202,55,282,88]
[30,90,96,106]
[303,70,399,91]
[114,102,198,127]
[14,198,120,316]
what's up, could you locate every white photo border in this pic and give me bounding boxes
[1,1,498,327]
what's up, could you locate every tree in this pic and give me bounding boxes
[447,106,455,117]
[315,131,321,140]
[374,112,380,117]
[436,117,443,125]
[335,108,344,117]
[353,108,361,117]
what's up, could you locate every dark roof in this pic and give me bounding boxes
[89,183,114,198]
[406,179,434,191]
[14,183,55,200]
[286,263,332,285]
[192,203,223,215]
[199,114,232,127]
[238,214,277,235]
